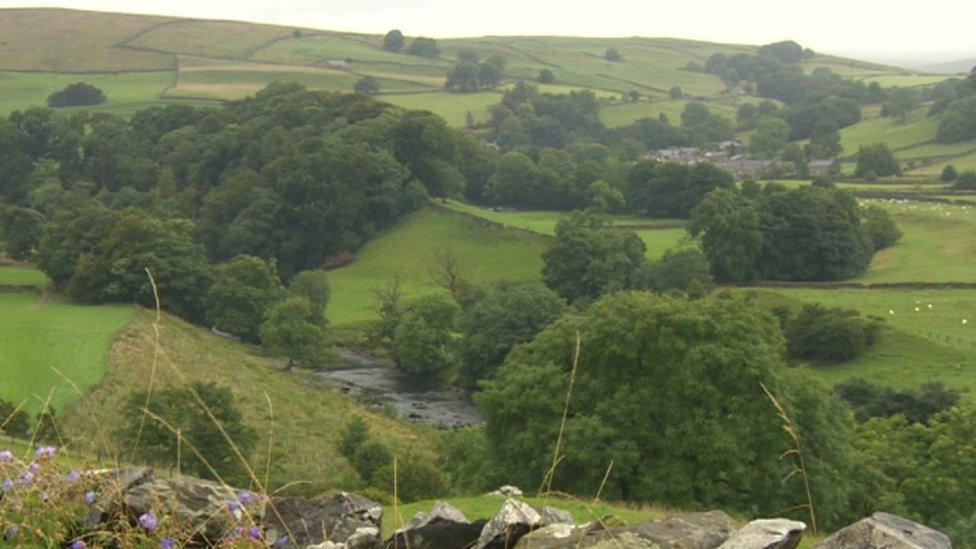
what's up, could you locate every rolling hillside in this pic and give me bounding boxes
[0,8,916,126]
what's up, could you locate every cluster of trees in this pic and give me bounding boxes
[445,50,505,93]
[47,82,106,108]
[338,416,447,502]
[854,143,902,179]
[689,183,899,282]
[935,67,976,143]
[782,304,881,361]
[0,84,528,376]
[382,29,440,58]
[445,288,976,541]
[372,272,568,389]
[835,378,960,424]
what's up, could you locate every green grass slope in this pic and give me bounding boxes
[327,207,549,326]
[0,288,135,413]
[59,309,438,495]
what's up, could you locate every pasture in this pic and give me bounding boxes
[757,288,976,395]
[0,70,175,115]
[0,265,49,288]
[326,207,549,325]
[0,290,134,413]
[380,91,501,127]
[599,98,736,128]
[859,200,976,282]
[838,108,938,155]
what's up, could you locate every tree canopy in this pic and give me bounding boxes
[47,83,106,108]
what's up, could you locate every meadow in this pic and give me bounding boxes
[599,98,737,128]
[326,207,549,326]
[0,290,134,413]
[0,70,176,116]
[0,265,49,288]
[858,200,976,282]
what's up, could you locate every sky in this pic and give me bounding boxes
[2,0,974,61]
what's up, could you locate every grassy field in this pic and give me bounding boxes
[126,20,300,59]
[858,200,976,282]
[55,309,439,495]
[859,74,951,88]
[380,91,502,127]
[599,98,737,128]
[0,70,176,115]
[909,152,976,176]
[0,265,49,288]
[749,288,976,395]
[0,290,134,413]
[0,9,172,71]
[327,207,549,326]
[839,108,939,156]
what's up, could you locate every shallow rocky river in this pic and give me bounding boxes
[318,349,483,429]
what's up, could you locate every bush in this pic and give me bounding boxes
[854,144,901,178]
[354,76,379,94]
[47,82,106,107]
[941,165,958,182]
[0,398,31,439]
[537,69,555,84]
[862,205,902,251]
[406,37,440,58]
[392,294,458,378]
[118,382,256,483]
[954,170,976,190]
[641,246,714,297]
[835,378,960,423]
[605,48,622,62]
[373,455,449,503]
[351,440,392,484]
[785,304,880,361]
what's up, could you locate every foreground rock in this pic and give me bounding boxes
[817,512,952,549]
[512,510,737,549]
[475,499,575,548]
[267,492,383,548]
[383,501,486,549]
[124,474,245,542]
[720,519,805,549]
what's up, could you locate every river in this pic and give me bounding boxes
[318,349,483,429]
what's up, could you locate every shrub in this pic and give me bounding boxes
[641,246,714,297]
[373,455,449,503]
[118,382,256,483]
[392,294,458,378]
[0,398,31,439]
[353,76,379,94]
[537,69,555,84]
[941,165,958,182]
[954,170,976,190]
[835,378,960,423]
[855,144,901,178]
[47,82,106,107]
[785,304,880,361]
[862,205,902,251]
[605,48,622,62]
[351,440,393,484]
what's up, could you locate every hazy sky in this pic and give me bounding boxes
[2,0,974,59]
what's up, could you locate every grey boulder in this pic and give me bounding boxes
[475,499,576,549]
[817,512,951,549]
[266,492,383,548]
[719,519,806,549]
[384,501,486,549]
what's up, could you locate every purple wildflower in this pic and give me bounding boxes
[84,491,96,505]
[138,511,159,532]
[0,450,12,462]
[248,525,261,540]
[237,490,254,505]
[70,540,87,549]
[67,469,80,483]
[1,478,12,492]
[160,538,177,549]
[227,526,244,540]
[20,470,33,485]
[34,446,56,459]
[275,535,289,547]
[226,499,241,512]
[3,525,18,539]
[28,462,40,474]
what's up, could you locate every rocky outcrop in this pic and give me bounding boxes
[720,519,805,549]
[124,474,246,542]
[383,501,486,549]
[267,492,383,548]
[475,498,576,549]
[817,512,952,549]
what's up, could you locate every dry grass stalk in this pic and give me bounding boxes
[761,382,818,536]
